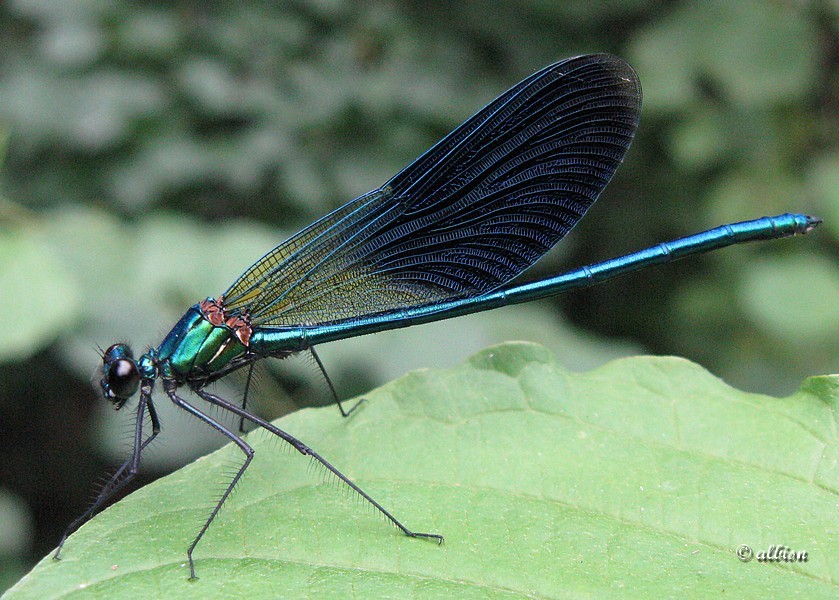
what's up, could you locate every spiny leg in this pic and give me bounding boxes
[193,387,442,544]
[238,362,256,433]
[163,380,254,581]
[54,383,160,559]
[97,394,161,499]
[309,346,364,417]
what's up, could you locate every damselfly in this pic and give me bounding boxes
[53,54,819,579]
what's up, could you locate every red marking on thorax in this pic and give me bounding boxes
[200,298,226,326]
[199,297,252,347]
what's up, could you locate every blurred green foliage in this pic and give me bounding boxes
[0,0,836,589]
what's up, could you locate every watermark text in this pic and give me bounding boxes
[737,544,808,563]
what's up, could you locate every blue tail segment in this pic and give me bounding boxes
[253,213,819,350]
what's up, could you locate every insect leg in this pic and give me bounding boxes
[163,379,253,580]
[238,361,256,433]
[54,381,160,559]
[310,346,364,417]
[98,394,161,498]
[193,387,443,544]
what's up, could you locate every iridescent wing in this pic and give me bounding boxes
[222,54,642,328]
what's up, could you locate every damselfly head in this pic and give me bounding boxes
[101,343,140,408]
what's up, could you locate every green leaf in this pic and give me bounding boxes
[0,226,81,362]
[5,343,837,597]
[630,1,817,111]
[737,253,839,343]
[808,153,839,243]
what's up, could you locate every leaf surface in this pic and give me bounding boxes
[6,343,837,598]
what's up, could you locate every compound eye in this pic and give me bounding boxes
[107,358,140,399]
[104,343,133,363]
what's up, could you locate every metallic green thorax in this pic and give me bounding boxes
[155,299,249,378]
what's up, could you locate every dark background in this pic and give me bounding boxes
[1,1,837,590]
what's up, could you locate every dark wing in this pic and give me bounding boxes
[222,54,642,327]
